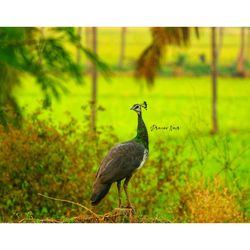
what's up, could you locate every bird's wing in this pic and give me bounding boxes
[96,141,145,184]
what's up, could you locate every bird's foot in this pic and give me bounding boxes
[114,205,135,215]
[124,204,135,214]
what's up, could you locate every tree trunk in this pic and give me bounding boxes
[118,27,127,68]
[247,28,250,61]
[217,27,224,60]
[236,27,245,77]
[85,27,92,72]
[76,27,82,65]
[211,27,218,135]
[90,27,98,133]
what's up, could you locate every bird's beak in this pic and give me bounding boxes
[130,107,134,110]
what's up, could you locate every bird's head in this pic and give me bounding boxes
[130,101,147,115]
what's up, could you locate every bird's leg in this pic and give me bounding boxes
[117,181,122,208]
[123,175,134,212]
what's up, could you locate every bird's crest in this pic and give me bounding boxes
[141,101,147,110]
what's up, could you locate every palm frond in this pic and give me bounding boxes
[135,27,199,84]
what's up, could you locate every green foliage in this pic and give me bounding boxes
[0,109,118,222]
[0,107,248,222]
[175,53,188,67]
[158,53,250,77]
[0,27,109,127]
[130,141,193,220]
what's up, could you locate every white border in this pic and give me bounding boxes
[0,1,249,250]
[0,0,250,26]
[0,224,249,250]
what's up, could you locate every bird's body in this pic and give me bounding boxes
[91,102,148,208]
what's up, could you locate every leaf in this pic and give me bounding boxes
[0,27,110,127]
[135,27,200,84]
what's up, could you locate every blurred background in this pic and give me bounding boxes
[0,27,249,222]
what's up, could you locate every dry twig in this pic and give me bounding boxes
[38,193,100,221]
[17,193,137,223]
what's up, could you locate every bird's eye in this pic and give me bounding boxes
[134,105,139,109]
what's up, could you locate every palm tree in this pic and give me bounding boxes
[135,27,199,85]
[211,27,218,134]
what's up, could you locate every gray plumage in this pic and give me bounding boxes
[91,141,146,205]
[91,102,149,208]
[97,141,145,183]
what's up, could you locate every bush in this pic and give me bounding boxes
[127,140,194,221]
[176,178,246,223]
[0,110,248,222]
[0,111,118,222]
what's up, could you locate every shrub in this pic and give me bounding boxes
[0,109,248,222]
[176,178,246,223]
[0,112,118,222]
[128,139,194,221]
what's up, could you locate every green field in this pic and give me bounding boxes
[16,75,250,135]
[16,75,250,188]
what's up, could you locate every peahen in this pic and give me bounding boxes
[90,101,149,209]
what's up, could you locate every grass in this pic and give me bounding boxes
[15,75,250,190]
[16,75,250,136]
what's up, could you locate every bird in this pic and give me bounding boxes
[90,101,149,210]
